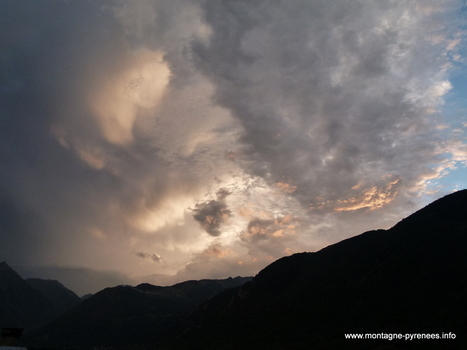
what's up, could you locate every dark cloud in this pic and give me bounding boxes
[0,0,178,273]
[0,189,49,264]
[192,199,232,237]
[191,187,233,237]
[216,188,231,200]
[0,3,119,224]
[14,264,131,297]
[134,251,162,263]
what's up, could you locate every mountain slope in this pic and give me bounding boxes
[165,190,467,349]
[30,277,252,349]
[26,278,81,316]
[0,262,57,329]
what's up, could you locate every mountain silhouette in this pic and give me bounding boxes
[0,262,56,329]
[29,277,252,349]
[163,190,467,349]
[26,278,81,316]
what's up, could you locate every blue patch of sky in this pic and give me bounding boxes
[435,2,467,193]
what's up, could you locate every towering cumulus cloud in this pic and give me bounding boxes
[193,0,456,209]
[0,0,464,294]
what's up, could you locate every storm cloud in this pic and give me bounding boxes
[193,0,457,209]
[1,0,465,294]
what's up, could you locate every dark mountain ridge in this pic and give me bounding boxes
[26,278,81,316]
[0,261,57,329]
[29,277,252,348]
[165,190,467,349]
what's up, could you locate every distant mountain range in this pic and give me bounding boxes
[27,277,252,348]
[2,190,467,349]
[0,260,251,348]
[0,261,78,330]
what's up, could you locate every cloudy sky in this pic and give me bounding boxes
[1,0,466,296]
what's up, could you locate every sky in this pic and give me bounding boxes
[1,0,466,296]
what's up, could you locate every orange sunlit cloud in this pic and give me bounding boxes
[275,182,297,193]
[90,49,170,145]
[201,243,236,259]
[334,176,400,212]
[238,204,271,221]
[76,149,106,170]
[242,214,299,241]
